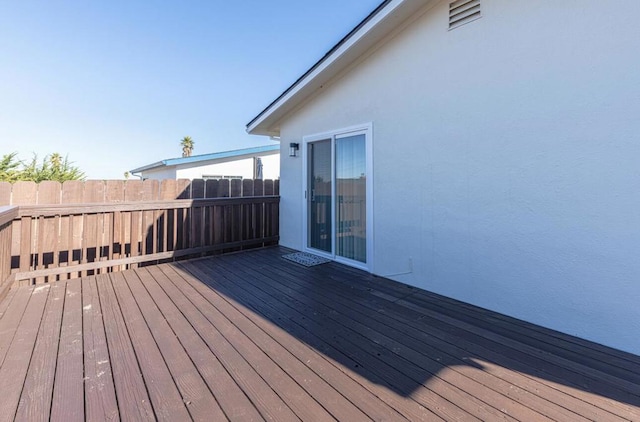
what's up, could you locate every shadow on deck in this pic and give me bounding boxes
[0,246,638,421]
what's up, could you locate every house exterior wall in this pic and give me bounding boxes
[141,153,280,181]
[175,154,280,180]
[141,166,176,180]
[278,0,640,353]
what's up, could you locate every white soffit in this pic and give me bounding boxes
[247,0,429,137]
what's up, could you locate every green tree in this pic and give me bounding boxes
[180,136,195,157]
[0,153,21,182]
[18,153,85,182]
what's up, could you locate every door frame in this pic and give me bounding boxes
[302,123,373,272]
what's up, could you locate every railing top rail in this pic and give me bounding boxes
[0,206,19,226]
[16,195,280,218]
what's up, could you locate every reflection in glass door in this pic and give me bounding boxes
[336,134,366,262]
[306,132,367,265]
[308,140,332,253]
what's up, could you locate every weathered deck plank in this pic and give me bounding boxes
[191,255,501,422]
[0,247,638,421]
[139,266,265,422]
[109,271,192,421]
[0,286,32,367]
[262,250,639,421]
[151,265,300,422]
[0,284,49,422]
[15,282,65,422]
[50,279,84,422]
[170,261,420,421]
[160,264,333,422]
[82,276,119,422]
[96,273,155,421]
[171,262,375,422]
[121,270,227,421]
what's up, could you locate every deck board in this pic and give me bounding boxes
[0,284,49,422]
[82,276,119,422]
[96,273,155,421]
[51,279,84,422]
[139,266,264,422]
[165,263,334,422]
[121,270,226,421]
[15,282,65,422]
[200,254,509,422]
[0,246,639,421]
[264,250,639,421]
[109,271,192,421]
[153,264,300,422]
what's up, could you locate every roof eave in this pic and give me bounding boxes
[129,161,168,174]
[246,0,428,137]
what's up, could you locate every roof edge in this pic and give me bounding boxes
[246,0,395,135]
[130,144,280,174]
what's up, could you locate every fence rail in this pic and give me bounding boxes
[2,195,279,287]
[0,206,18,300]
[0,178,279,205]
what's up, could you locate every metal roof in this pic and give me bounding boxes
[130,144,279,174]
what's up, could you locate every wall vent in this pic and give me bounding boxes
[449,0,481,30]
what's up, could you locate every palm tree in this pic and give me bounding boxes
[180,136,195,157]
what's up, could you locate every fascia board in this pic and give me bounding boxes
[246,0,426,136]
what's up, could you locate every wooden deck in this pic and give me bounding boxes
[0,247,639,421]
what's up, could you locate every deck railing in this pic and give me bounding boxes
[0,206,18,299]
[1,196,279,287]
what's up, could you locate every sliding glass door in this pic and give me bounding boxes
[305,126,370,268]
[335,134,367,262]
[308,139,332,253]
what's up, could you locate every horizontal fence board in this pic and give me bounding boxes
[13,236,279,283]
[1,178,279,205]
[17,196,280,217]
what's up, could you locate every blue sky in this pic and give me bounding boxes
[0,1,381,179]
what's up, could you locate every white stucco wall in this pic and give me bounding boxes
[141,166,176,180]
[176,154,280,180]
[277,0,640,354]
[141,153,280,181]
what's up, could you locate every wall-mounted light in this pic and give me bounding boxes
[289,142,299,157]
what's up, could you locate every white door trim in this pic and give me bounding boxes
[302,123,373,272]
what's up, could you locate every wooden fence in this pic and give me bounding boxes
[11,196,279,286]
[0,206,17,300]
[0,179,280,287]
[0,178,279,205]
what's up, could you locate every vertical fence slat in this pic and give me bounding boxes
[230,180,242,251]
[38,181,61,282]
[62,181,83,275]
[254,180,265,245]
[125,181,143,268]
[0,182,11,205]
[106,181,124,264]
[191,179,205,250]
[83,181,105,276]
[242,179,254,246]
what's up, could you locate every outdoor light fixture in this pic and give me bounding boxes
[289,142,299,157]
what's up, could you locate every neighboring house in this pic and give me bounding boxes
[247,0,640,354]
[130,145,280,181]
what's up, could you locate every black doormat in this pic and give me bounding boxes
[282,252,331,267]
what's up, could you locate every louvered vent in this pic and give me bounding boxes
[449,0,481,30]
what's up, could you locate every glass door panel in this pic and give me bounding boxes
[308,140,332,253]
[336,134,366,263]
